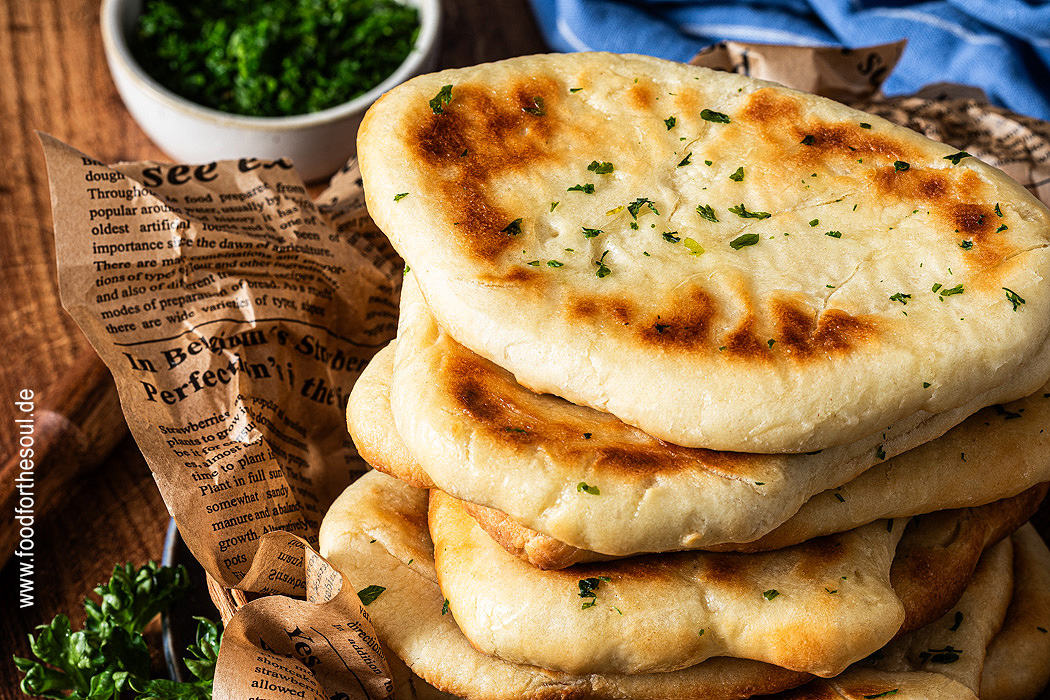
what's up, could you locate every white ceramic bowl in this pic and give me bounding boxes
[101,0,440,182]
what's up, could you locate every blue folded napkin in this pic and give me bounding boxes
[528,0,1050,120]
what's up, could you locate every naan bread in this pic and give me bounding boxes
[873,536,1014,694]
[388,275,992,555]
[350,318,1050,560]
[429,486,1042,680]
[889,486,1046,635]
[358,52,1050,453]
[767,533,1021,700]
[981,524,1050,700]
[385,525,1050,700]
[348,342,436,490]
[319,471,811,700]
[766,668,978,700]
[319,472,1048,700]
[430,487,904,678]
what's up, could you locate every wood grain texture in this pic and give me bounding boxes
[0,1,547,697]
[0,352,125,564]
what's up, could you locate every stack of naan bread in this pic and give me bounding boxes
[320,53,1050,699]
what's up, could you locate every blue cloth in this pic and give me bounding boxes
[528,0,1050,120]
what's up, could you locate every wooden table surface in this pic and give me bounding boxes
[3,2,1050,699]
[0,1,547,695]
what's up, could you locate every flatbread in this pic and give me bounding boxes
[358,51,1050,454]
[890,485,1046,635]
[981,524,1050,700]
[389,275,995,555]
[873,536,1014,694]
[767,526,1050,700]
[429,486,1043,680]
[763,668,978,700]
[351,316,1050,560]
[386,527,1050,700]
[348,342,436,490]
[429,487,904,678]
[319,470,812,700]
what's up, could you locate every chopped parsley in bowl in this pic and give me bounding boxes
[100,0,440,182]
[131,0,421,118]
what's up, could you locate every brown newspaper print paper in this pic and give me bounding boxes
[42,42,1050,700]
[42,137,400,700]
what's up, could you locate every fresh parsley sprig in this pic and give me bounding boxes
[14,562,221,700]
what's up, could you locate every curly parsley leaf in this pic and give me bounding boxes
[594,250,611,278]
[430,84,453,114]
[701,109,730,124]
[500,218,523,236]
[728,204,770,220]
[627,198,659,219]
[730,233,760,250]
[14,563,221,700]
[1004,287,1026,311]
[358,585,386,605]
[578,576,611,608]
[696,204,719,223]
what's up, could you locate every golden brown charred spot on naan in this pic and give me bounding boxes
[567,286,719,350]
[742,88,804,126]
[892,483,1047,635]
[398,493,431,537]
[721,313,770,360]
[740,88,1019,284]
[672,88,702,115]
[408,78,563,265]
[743,89,914,165]
[478,266,543,286]
[796,123,916,164]
[868,166,1017,276]
[566,531,849,592]
[565,294,637,327]
[773,300,880,359]
[627,81,655,110]
[442,350,771,479]
[699,534,850,589]
[544,550,699,586]
[636,287,718,350]
[568,287,877,362]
